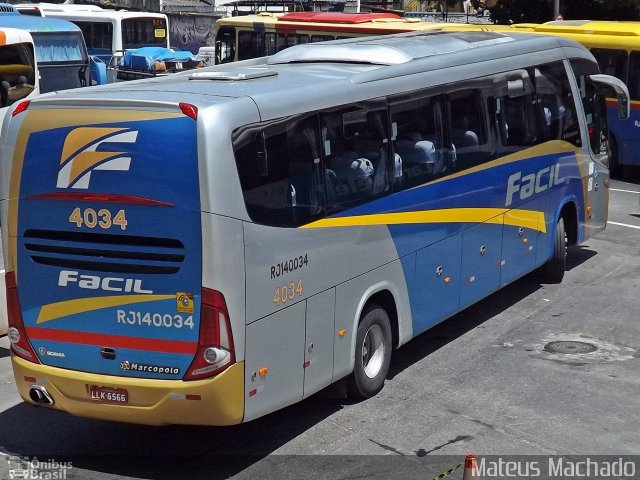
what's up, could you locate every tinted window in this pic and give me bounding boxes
[627,51,640,101]
[448,88,489,169]
[535,62,581,147]
[122,17,167,49]
[76,21,113,52]
[238,31,263,60]
[321,104,391,211]
[591,48,627,81]
[233,115,324,227]
[264,33,286,55]
[390,93,450,188]
[571,58,609,157]
[311,35,335,43]
[287,34,309,47]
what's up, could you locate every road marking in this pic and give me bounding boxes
[608,221,640,230]
[611,188,640,194]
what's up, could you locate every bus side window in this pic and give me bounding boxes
[321,104,390,211]
[627,51,640,102]
[265,33,286,55]
[237,31,263,61]
[390,93,447,188]
[311,35,335,43]
[232,115,324,227]
[590,48,628,82]
[287,34,310,48]
[492,70,538,154]
[447,88,489,170]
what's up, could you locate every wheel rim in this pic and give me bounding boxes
[361,324,385,379]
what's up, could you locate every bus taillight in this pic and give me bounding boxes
[12,100,30,117]
[5,272,40,364]
[179,102,197,120]
[183,288,235,381]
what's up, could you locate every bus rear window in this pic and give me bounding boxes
[123,18,167,49]
[31,32,86,63]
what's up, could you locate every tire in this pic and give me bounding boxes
[541,217,567,283]
[347,304,392,399]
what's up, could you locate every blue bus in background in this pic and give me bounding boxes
[0,4,106,92]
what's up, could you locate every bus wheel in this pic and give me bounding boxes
[541,217,567,283]
[348,304,392,399]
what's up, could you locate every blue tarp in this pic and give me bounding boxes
[121,47,197,71]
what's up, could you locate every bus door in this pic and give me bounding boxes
[571,58,618,234]
[215,26,236,64]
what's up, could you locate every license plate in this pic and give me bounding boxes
[89,385,128,404]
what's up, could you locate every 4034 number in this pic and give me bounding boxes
[273,279,303,306]
[69,207,128,230]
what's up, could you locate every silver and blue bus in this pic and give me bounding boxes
[1,30,628,425]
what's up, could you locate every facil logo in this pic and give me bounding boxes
[58,270,153,294]
[57,127,138,189]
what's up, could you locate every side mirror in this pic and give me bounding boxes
[589,74,630,119]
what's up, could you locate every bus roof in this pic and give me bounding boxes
[15,2,168,20]
[277,12,405,24]
[216,11,425,30]
[533,20,640,36]
[0,5,81,32]
[0,25,33,43]
[32,30,590,106]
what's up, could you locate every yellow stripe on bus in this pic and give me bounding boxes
[37,294,175,324]
[302,207,546,233]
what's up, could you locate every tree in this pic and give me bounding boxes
[483,0,640,23]
[563,0,640,20]
[487,0,553,24]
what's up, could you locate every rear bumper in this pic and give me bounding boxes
[12,356,245,426]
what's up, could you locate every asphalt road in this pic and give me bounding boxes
[0,178,639,479]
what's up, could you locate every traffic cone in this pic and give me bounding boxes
[462,454,479,480]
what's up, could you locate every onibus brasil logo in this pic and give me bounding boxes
[56,127,138,189]
[7,455,72,479]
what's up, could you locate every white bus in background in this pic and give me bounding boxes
[14,3,169,65]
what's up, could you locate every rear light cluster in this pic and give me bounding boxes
[183,288,235,381]
[5,272,40,364]
[12,100,30,117]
